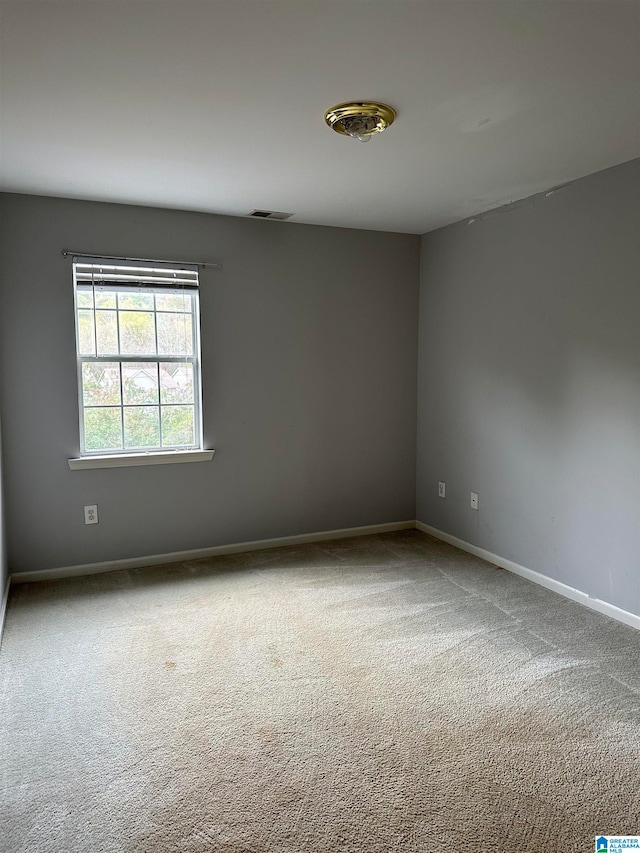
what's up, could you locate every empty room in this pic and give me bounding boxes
[0,1,639,851]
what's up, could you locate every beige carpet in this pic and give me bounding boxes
[1,530,639,852]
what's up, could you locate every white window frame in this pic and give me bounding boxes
[68,257,213,470]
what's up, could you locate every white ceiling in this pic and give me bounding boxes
[0,0,638,234]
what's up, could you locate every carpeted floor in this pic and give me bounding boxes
[1,530,638,853]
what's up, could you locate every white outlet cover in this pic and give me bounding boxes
[470,492,479,510]
[84,505,98,524]
[438,481,446,498]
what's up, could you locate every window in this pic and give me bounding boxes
[72,259,204,459]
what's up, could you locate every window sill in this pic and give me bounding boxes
[68,449,215,470]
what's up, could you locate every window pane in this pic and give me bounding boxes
[84,408,122,451]
[122,362,159,405]
[95,290,117,309]
[96,310,118,355]
[119,311,156,355]
[75,264,202,458]
[156,293,190,313]
[118,292,154,311]
[124,406,160,449]
[77,309,95,355]
[161,406,194,446]
[160,363,193,404]
[157,312,193,356]
[82,363,121,406]
[76,290,94,309]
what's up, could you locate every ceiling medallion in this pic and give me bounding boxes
[324,101,396,143]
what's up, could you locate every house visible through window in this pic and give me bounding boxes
[73,259,203,456]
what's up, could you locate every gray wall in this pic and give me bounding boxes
[0,415,7,604]
[0,203,6,604]
[2,160,637,620]
[0,194,419,573]
[417,159,640,617]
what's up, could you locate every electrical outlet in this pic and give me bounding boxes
[470,492,479,510]
[84,505,98,525]
[438,481,446,498]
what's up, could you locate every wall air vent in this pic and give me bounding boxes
[249,210,293,221]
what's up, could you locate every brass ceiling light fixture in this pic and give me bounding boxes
[324,101,396,143]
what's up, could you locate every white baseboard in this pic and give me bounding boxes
[416,521,640,631]
[11,520,416,584]
[0,575,10,648]
[10,519,639,633]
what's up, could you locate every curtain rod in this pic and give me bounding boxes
[61,250,222,270]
